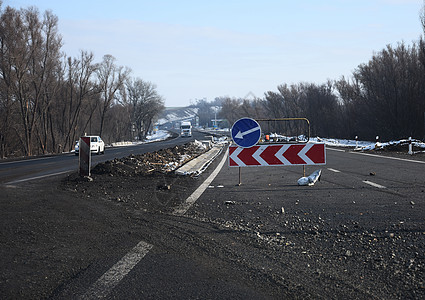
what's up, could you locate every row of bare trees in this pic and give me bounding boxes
[218,83,344,138]
[0,4,164,158]
[219,7,425,141]
[335,41,425,140]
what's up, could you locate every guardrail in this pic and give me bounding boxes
[255,118,311,143]
[111,142,134,147]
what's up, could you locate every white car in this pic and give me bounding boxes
[75,136,105,155]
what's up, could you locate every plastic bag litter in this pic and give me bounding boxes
[297,169,322,186]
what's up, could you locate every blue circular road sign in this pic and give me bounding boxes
[231,117,261,148]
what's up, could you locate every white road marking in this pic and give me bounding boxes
[352,151,425,164]
[173,148,228,216]
[327,168,341,173]
[79,148,229,298]
[363,180,386,189]
[327,148,346,152]
[5,170,72,185]
[0,156,56,165]
[317,146,425,164]
[80,241,153,299]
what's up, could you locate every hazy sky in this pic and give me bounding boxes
[4,0,424,107]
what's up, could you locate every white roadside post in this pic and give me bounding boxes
[355,136,358,149]
[408,137,413,155]
[375,136,380,149]
[79,136,91,177]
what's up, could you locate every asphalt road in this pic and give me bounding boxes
[2,141,424,299]
[56,147,424,299]
[0,132,206,185]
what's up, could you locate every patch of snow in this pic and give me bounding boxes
[179,154,192,163]
[163,161,179,172]
[112,130,171,148]
[192,140,207,150]
[157,107,198,125]
[145,130,170,142]
[310,137,374,149]
[310,137,425,152]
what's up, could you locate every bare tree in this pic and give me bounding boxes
[195,99,214,128]
[53,50,99,151]
[96,54,130,138]
[421,1,425,35]
[5,7,44,156]
[34,10,62,154]
[0,7,63,156]
[126,78,164,140]
[0,5,21,157]
[219,97,242,126]
[0,3,166,158]
[336,42,425,140]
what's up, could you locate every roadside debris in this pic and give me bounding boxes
[297,169,322,186]
[83,176,93,182]
[157,184,171,190]
[224,200,236,205]
[91,141,207,176]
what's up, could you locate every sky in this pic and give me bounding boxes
[3,0,424,107]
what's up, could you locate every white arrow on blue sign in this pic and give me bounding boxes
[231,117,261,148]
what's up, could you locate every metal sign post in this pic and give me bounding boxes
[79,136,91,177]
[231,117,261,186]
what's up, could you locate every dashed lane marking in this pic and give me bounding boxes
[80,241,153,299]
[363,180,386,189]
[327,168,341,173]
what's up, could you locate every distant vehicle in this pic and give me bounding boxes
[74,141,79,155]
[75,136,105,155]
[180,121,192,137]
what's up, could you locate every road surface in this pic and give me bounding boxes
[0,132,207,185]
[1,144,424,299]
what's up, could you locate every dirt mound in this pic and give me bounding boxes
[61,141,210,214]
[92,141,207,177]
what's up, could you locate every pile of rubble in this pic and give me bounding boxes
[92,141,208,177]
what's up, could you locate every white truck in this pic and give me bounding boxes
[180,121,192,137]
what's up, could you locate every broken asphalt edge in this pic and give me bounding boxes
[175,143,227,176]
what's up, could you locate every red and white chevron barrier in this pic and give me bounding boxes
[229,143,326,167]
